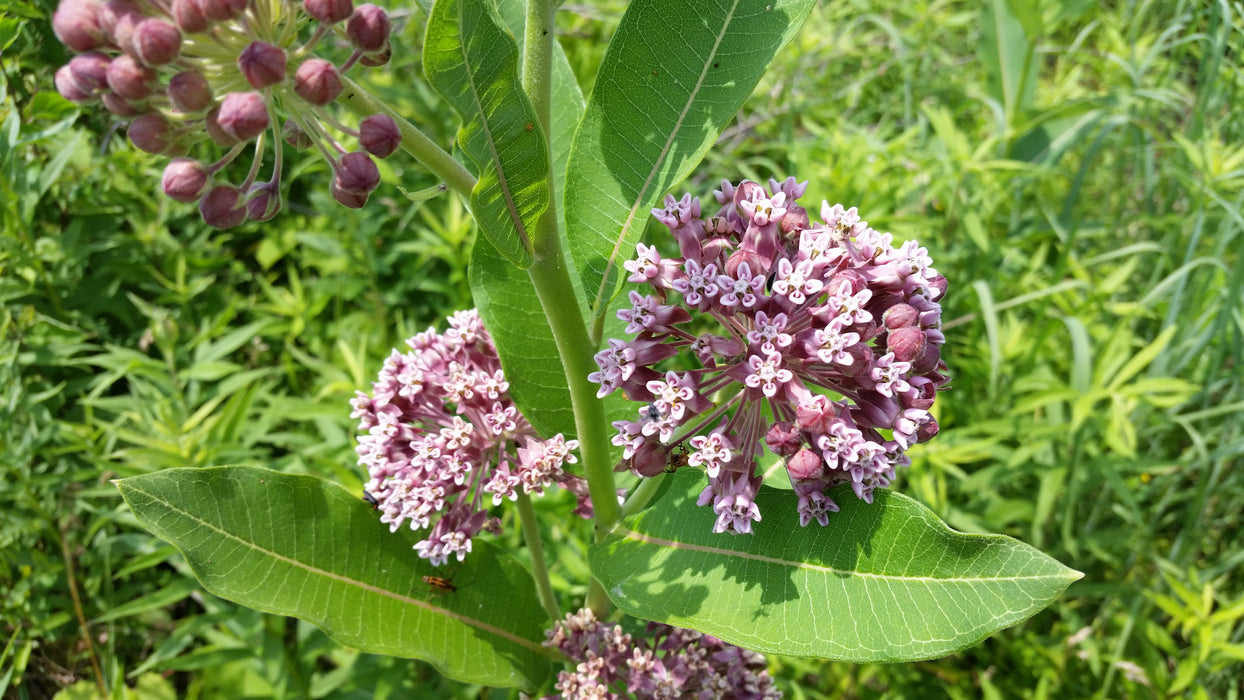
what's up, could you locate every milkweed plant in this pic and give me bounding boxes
[72,0,1081,694]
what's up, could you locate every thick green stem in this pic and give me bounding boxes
[516,491,561,621]
[337,77,476,199]
[522,0,553,129]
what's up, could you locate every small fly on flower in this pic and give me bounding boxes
[363,491,380,509]
[643,403,662,421]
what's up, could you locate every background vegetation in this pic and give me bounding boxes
[3,0,1242,697]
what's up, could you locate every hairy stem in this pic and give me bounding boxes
[517,491,561,621]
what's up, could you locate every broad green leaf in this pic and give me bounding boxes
[565,0,816,319]
[590,470,1082,662]
[424,0,550,268]
[115,467,552,691]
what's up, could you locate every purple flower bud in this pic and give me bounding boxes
[304,0,352,24]
[882,302,918,329]
[161,158,209,202]
[786,447,824,482]
[52,0,103,52]
[293,58,341,105]
[238,41,287,89]
[331,181,369,208]
[334,151,379,193]
[911,341,941,375]
[128,113,173,154]
[764,421,802,457]
[281,119,312,149]
[780,203,809,236]
[246,183,281,221]
[105,54,155,100]
[167,71,212,112]
[886,326,926,364]
[66,51,110,95]
[347,4,390,52]
[98,0,140,35]
[54,65,92,102]
[107,7,143,55]
[133,18,181,66]
[199,184,247,228]
[917,416,939,443]
[358,42,392,67]
[198,0,246,22]
[171,0,208,33]
[217,91,270,142]
[359,114,399,157]
[204,105,239,146]
[101,92,142,116]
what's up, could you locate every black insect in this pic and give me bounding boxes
[363,491,380,509]
[644,403,662,421]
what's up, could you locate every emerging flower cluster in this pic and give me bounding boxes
[51,0,402,227]
[590,178,950,534]
[543,608,780,699]
[352,310,588,566]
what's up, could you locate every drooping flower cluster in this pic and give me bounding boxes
[590,178,950,534]
[51,0,402,226]
[543,608,780,699]
[352,310,588,566]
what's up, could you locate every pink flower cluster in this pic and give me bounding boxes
[51,0,401,227]
[590,178,950,534]
[352,310,588,566]
[543,608,780,699]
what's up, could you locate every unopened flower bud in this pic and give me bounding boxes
[882,303,918,329]
[199,0,246,22]
[927,274,948,301]
[246,183,281,221]
[282,119,312,149]
[795,397,836,434]
[128,113,173,154]
[52,0,103,52]
[133,18,181,66]
[171,0,207,33]
[101,92,141,116]
[199,184,247,228]
[359,114,399,157]
[54,65,92,102]
[335,151,379,194]
[167,71,212,112]
[293,58,341,105]
[67,52,110,94]
[161,158,209,202]
[107,7,143,54]
[217,91,270,142]
[347,4,390,52]
[780,204,809,236]
[238,41,287,89]
[917,416,940,443]
[98,0,139,35]
[764,421,802,457]
[106,54,155,100]
[358,42,391,67]
[304,0,352,24]
[204,105,239,146]
[838,343,873,377]
[786,448,824,482]
[331,181,368,208]
[886,326,926,363]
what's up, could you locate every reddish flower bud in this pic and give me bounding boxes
[885,326,926,364]
[106,54,155,100]
[347,4,389,52]
[171,0,208,33]
[795,397,837,434]
[334,151,379,194]
[246,183,281,221]
[204,105,239,146]
[331,180,368,208]
[98,0,140,35]
[882,302,918,329]
[917,416,939,443]
[198,0,245,22]
[161,158,209,202]
[764,421,802,457]
[281,119,312,149]
[910,341,941,375]
[293,58,341,105]
[780,204,809,236]
[217,91,269,142]
[238,41,287,89]
[133,18,181,66]
[101,92,142,116]
[66,51,110,95]
[167,71,212,112]
[52,0,103,52]
[108,8,143,55]
[304,0,352,24]
[358,42,392,67]
[199,184,247,228]
[359,114,400,158]
[786,448,824,482]
[128,113,173,154]
[54,65,92,102]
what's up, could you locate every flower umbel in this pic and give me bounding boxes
[543,608,781,699]
[593,178,950,533]
[52,0,402,226]
[352,310,587,566]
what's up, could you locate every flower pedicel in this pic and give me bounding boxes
[51,0,402,226]
[591,178,950,534]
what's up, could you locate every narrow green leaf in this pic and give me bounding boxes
[424,0,550,268]
[979,0,1036,126]
[565,0,816,318]
[115,466,552,691]
[590,470,1082,662]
